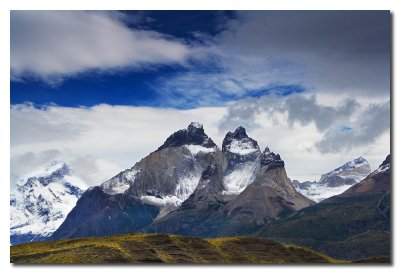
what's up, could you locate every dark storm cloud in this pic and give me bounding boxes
[160,11,390,103]
[214,11,391,96]
[285,95,360,132]
[218,94,360,133]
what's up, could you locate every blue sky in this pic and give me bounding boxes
[11,11,236,108]
[12,11,391,109]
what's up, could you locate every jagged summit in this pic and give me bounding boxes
[222,126,260,155]
[157,122,216,151]
[379,154,390,170]
[261,147,284,171]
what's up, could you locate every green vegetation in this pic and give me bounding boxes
[11,233,345,264]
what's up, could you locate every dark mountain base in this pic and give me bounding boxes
[258,191,390,261]
[11,233,345,264]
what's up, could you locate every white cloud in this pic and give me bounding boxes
[11,11,191,82]
[11,100,390,185]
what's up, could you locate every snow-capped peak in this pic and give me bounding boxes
[320,156,370,183]
[188,121,203,130]
[324,156,368,176]
[10,162,87,245]
[157,122,216,151]
[222,126,260,155]
[260,147,284,171]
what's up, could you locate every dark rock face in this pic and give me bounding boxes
[260,147,284,171]
[146,146,313,238]
[380,154,390,168]
[51,187,160,240]
[157,122,216,151]
[222,126,259,152]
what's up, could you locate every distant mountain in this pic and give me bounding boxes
[51,123,313,240]
[259,155,391,261]
[10,161,86,245]
[291,157,371,202]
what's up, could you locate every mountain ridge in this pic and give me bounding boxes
[51,122,314,241]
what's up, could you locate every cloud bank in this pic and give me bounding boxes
[11,98,390,185]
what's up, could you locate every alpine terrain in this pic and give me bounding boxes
[51,123,314,240]
[260,155,391,261]
[10,161,87,245]
[291,157,371,202]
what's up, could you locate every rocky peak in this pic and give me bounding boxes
[380,155,390,168]
[222,126,260,155]
[376,154,390,173]
[157,122,216,151]
[260,147,284,171]
[319,156,371,186]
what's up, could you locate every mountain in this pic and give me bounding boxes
[11,233,344,264]
[291,157,371,202]
[51,123,313,240]
[51,122,218,240]
[259,155,391,261]
[10,161,86,245]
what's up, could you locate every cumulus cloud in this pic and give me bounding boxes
[11,11,191,82]
[218,93,389,154]
[285,95,360,132]
[316,101,390,153]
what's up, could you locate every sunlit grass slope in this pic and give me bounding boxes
[11,233,346,264]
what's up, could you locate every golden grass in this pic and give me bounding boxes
[11,233,346,264]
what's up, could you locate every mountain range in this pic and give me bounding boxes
[259,154,391,260]
[51,123,313,240]
[10,122,391,261]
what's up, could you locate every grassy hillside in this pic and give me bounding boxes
[258,191,390,260]
[10,233,344,264]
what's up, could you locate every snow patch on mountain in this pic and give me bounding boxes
[101,168,138,195]
[140,195,182,207]
[184,145,215,156]
[175,168,203,201]
[223,162,259,195]
[227,139,259,155]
